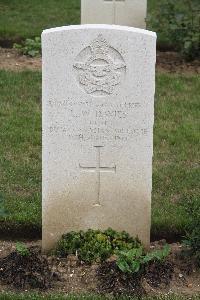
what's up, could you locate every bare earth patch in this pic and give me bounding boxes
[0,48,200,74]
[156,52,200,74]
[0,240,199,297]
[0,48,41,71]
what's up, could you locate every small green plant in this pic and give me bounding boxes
[116,247,144,273]
[16,242,30,257]
[55,228,141,263]
[116,244,171,274]
[182,196,200,266]
[143,244,171,263]
[14,37,41,57]
[148,0,200,60]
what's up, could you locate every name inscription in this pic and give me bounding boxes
[46,97,150,143]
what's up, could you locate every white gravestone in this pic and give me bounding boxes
[81,0,147,29]
[42,25,156,251]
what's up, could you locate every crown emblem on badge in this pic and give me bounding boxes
[90,34,109,56]
[73,34,126,96]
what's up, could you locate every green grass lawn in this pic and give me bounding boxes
[0,0,197,46]
[0,70,199,240]
[0,71,42,237]
[0,293,199,300]
[0,0,80,43]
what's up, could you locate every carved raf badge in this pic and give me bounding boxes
[73,34,126,96]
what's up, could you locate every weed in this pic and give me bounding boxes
[116,244,170,274]
[14,37,41,57]
[15,242,30,257]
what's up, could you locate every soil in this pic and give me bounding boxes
[156,51,200,74]
[0,47,200,74]
[0,48,41,71]
[97,260,145,297]
[144,260,174,288]
[0,246,53,289]
[0,240,199,297]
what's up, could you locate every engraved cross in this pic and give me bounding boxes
[79,146,116,206]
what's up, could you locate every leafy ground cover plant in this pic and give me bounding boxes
[14,37,41,57]
[148,0,200,60]
[55,228,141,263]
[97,244,173,295]
[116,244,170,274]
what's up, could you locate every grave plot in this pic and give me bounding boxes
[0,3,199,299]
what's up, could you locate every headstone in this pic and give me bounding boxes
[42,24,156,251]
[81,0,147,29]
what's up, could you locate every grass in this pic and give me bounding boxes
[0,0,197,46]
[0,70,199,240]
[0,294,199,300]
[0,71,41,237]
[0,0,80,44]
[152,74,200,239]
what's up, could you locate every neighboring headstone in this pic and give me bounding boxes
[81,0,147,29]
[42,24,156,251]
